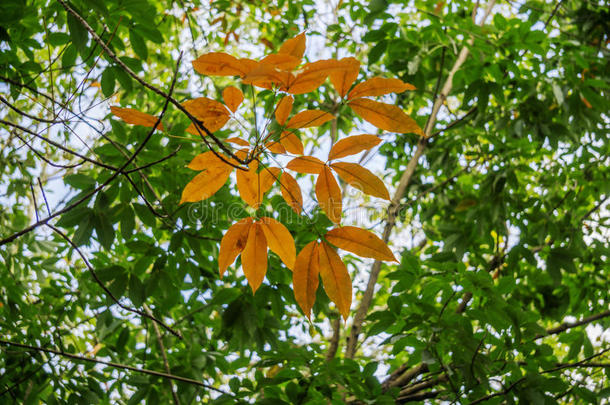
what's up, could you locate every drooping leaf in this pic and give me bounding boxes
[316,166,342,224]
[182,97,230,133]
[330,162,390,200]
[293,241,320,319]
[325,226,396,261]
[259,217,296,269]
[275,95,294,125]
[222,86,244,112]
[286,156,325,174]
[241,222,268,294]
[278,171,303,214]
[329,57,360,98]
[348,98,424,135]
[286,110,334,129]
[318,241,351,320]
[236,164,278,208]
[328,134,381,160]
[110,106,164,130]
[280,131,304,154]
[278,32,306,59]
[180,165,232,203]
[348,77,415,99]
[192,52,252,77]
[219,217,253,278]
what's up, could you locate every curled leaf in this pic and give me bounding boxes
[325,226,397,262]
[328,134,381,160]
[348,98,424,135]
[318,241,351,320]
[219,217,253,277]
[330,162,390,200]
[293,241,320,319]
[260,217,296,269]
[348,77,415,100]
[110,106,164,130]
[316,166,342,224]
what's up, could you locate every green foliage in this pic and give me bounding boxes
[0,0,608,403]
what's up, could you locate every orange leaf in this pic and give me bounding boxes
[180,165,232,203]
[261,53,301,70]
[218,217,253,277]
[236,165,278,208]
[280,131,304,155]
[241,222,268,293]
[330,162,390,200]
[286,110,334,129]
[182,97,230,133]
[286,156,325,174]
[110,106,164,130]
[278,171,303,214]
[316,166,342,224]
[275,95,294,126]
[325,226,397,262]
[260,217,296,269]
[328,134,381,160]
[278,32,306,60]
[192,52,251,77]
[186,151,235,171]
[318,241,351,320]
[242,63,294,89]
[329,57,360,98]
[265,140,286,154]
[348,98,424,135]
[348,77,415,100]
[293,241,320,319]
[284,59,346,95]
[222,86,244,112]
[225,137,250,147]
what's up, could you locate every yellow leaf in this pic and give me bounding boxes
[260,217,296,269]
[265,140,286,154]
[241,222,268,294]
[325,226,397,262]
[236,165,278,208]
[348,77,415,100]
[293,241,320,319]
[280,131,304,155]
[261,53,301,70]
[180,165,232,203]
[218,217,253,278]
[318,241,351,320]
[316,166,342,224]
[286,110,334,129]
[329,57,360,98]
[275,95,294,126]
[330,162,390,200]
[186,151,235,171]
[328,134,381,160]
[278,171,303,214]
[278,32,306,59]
[222,86,244,112]
[110,106,164,130]
[182,97,230,133]
[225,137,250,147]
[192,52,251,77]
[348,98,424,135]
[286,156,325,174]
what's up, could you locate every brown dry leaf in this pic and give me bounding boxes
[182,97,230,133]
[236,165,278,208]
[348,77,415,100]
[241,222,268,293]
[318,241,351,320]
[260,217,296,269]
[222,86,244,112]
[278,171,303,214]
[330,162,390,200]
[329,57,360,98]
[286,110,334,129]
[348,98,424,135]
[192,52,250,77]
[218,217,253,277]
[328,134,381,160]
[325,226,397,262]
[293,241,320,319]
[286,156,325,174]
[275,95,294,126]
[280,131,304,155]
[278,32,306,60]
[110,106,164,130]
[316,166,342,224]
[180,165,232,203]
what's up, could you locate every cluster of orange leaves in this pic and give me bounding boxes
[109,33,423,320]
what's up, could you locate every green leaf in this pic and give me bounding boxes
[129,29,148,61]
[66,12,88,54]
[101,68,115,97]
